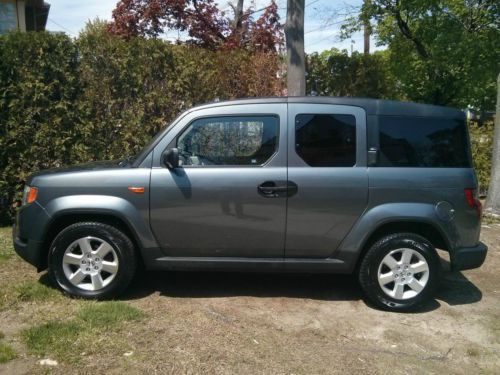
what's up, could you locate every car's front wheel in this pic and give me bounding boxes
[358,233,440,311]
[48,222,137,299]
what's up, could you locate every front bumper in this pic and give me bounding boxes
[451,242,488,271]
[12,224,45,270]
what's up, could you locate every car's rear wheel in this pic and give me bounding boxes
[358,233,440,311]
[48,222,136,299]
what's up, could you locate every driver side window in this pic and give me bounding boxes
[177,115,279,166]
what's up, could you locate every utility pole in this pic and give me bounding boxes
[363,20,371,54]
[285,0,306,96]
[362,0,371,55]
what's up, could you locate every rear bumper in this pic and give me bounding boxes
[12,224,45,271]
[451,242,488,271]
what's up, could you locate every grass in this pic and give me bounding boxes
[0,280,60,311]
[0,227,14,265]
[15,281,59,302]
[14,280,60,302]
[0,342,16,363]
[23,320,82,359]
[0,227,145,363]
[78,301,144,328]
[22,301,144,362]
[0,330,16,363]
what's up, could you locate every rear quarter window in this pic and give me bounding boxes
[378,116,471,168]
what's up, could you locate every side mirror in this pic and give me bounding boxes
[162,148,179,169]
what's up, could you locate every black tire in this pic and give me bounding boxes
[48,222,137,299]
[358,233,440,312]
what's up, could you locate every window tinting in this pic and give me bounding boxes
[378,116,471,167]
[177,116,278,166]
[295,114,356,167]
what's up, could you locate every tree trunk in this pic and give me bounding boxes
[285,0,306,96]
[485,73,500,215]
[363,22,370,55]
[231,0,244,31]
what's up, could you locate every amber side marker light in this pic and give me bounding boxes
[26,187,38,204]
[128,186,145,194]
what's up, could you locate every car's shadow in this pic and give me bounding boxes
[38,258,482,313]
[436,259,483,306]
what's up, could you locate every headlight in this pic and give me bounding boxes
[22,186,38,205]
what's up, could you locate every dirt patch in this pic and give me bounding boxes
[1,225,499,374]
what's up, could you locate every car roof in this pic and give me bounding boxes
[190,96,464,118]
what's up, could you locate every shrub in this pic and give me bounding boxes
[0,31,80,224]
[0,22,282,223]
[469,120,494,196]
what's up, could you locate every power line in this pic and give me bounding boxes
[47,18,76,36]
[306,0,321,8]
[305,19,345,34]
[307,31,337,46]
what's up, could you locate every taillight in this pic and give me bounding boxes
[464,188,482,217]
[464,188,475,208]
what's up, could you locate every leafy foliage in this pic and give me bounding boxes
[0,24,282,223]
[469,120,494,195]
[306,48,399,99]
[108,0,283,52]
[354,0,499,109]
[0,32,81,223]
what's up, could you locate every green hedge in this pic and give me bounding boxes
[0,23,282,224]
[469,120,494,196]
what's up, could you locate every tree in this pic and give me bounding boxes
[108,0,282,52]
[485,73,500,215]
[285,0,305,96]
[346,0,499,109]
[306,48,399,99]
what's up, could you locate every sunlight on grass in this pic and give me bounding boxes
[22,302,144,362]
[15,281,59,302]
[78,301,144,328]
[22,320,82,360]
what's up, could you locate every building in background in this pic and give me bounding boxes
[0,0,50,34]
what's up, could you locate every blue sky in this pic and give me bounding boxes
[45,0,380,53]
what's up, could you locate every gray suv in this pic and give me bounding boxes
[13,97,487,311]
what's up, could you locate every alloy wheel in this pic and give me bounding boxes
[377,248,430,300]
[62,236,119,291]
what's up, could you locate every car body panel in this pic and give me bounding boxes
[149,103,288,257]
[285,104,369,258]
